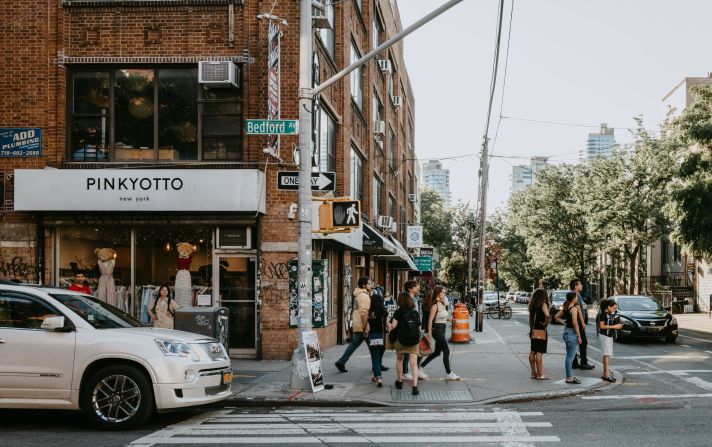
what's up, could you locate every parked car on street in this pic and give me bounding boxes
[505,291,517,302]
[609,295,678,343]
[483,292,501,307]
[0,284,232,430]
[549,290,568,323]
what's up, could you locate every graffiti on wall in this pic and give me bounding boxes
[0,256,36,280]
[262,260,289,280]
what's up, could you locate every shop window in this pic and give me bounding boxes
[57,227,131,310]
[69,67,242,162]
[134,226,213,291]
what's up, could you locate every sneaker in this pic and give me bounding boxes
[418,369,429,380]
[580,364,595,370]
[446,372,461,381]
[402,373,413,381]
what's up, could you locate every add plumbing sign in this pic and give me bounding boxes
[0,128,41,157]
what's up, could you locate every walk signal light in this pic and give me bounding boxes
[318,199,361,232]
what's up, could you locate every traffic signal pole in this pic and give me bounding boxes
[291,0,464,391]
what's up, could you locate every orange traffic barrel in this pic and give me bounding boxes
[450,303,470,343]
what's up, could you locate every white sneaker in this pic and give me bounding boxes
[402,373,413,380]
[418,369,429,380]
[446,372,461,381]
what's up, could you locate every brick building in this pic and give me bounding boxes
[0,0,419,359]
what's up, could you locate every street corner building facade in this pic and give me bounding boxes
[0,0,420,359]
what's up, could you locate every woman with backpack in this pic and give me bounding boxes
[420,286,460,381]
[554,292,583,384]
[391,291,421,395]
[147,285,179,329]
[528,288,550,380]
[366,290,388,387]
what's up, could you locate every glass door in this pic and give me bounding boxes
[214,255,256,358]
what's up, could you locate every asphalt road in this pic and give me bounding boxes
[3,303,712,446]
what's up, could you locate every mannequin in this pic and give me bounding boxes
[94,247,117,306]
[174,242,196,307]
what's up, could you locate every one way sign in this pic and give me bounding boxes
[277,171,335,191]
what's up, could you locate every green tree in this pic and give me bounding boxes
[669,85,712,256]
[490,211,544,291]
[419,189,453,256]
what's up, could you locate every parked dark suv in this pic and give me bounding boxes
[609,295,678,343]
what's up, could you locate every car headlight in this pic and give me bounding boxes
[155,339,200,362]
[619,315,636,327]
[670,317,678,326]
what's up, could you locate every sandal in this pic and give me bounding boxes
[601,376,616,383]
[565,377,581,384]
[530,374,537,379]
[536,376,550,380]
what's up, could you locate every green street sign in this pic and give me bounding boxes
[414,256,433,272]
[245,119,299,135]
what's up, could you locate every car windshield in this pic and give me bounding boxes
[551,291,567,302]
[50,293,142,329]
[617,297,663,312]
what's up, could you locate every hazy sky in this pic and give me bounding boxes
[398,0,712,213]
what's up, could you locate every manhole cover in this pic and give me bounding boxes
[390,390,473,402]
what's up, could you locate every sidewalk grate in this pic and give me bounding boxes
[390,390,473,402]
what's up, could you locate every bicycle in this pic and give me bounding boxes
[485,301,512,320]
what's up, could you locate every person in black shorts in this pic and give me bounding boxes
[528,289,551,380]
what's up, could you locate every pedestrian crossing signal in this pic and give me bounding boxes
[318,199,361,232]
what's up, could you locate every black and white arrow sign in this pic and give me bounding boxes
[277,171,335,191]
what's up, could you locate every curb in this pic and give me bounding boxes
[222,369,623,408]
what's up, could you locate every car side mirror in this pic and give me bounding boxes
[664,306,671,312]
[41,316,73,332]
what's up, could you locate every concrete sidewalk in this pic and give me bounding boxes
[227,314,619,406]
[675,312,712,334]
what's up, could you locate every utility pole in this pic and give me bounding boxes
[475,138,489,332]
[291,0,464,390]
[290,0,314,390]
[466,221,473,298]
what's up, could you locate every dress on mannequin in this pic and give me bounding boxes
[174,255,193,307]
[97,258,116,306]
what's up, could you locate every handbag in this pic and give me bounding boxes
[369,334,384,346]
[530,329,547,340]
[418,335,433,357]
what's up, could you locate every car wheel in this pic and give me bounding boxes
[81,364,154,430]
[666,335,677,343]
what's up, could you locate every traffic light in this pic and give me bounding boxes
[318,199,361,232]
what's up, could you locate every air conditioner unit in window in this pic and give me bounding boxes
[375,139,384,150]
[354,255,366,268]
[391,95,402,108]
[390,221,398,233]
[408,194,417,203]
[312,1,333,29]
[377,215,393,229]
[373,120,385,135]
[198,61,240,88]
[378,59,392,74]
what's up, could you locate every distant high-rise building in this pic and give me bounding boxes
[512,156,549,194]
[421,159,451,208]
[584,123,616,159]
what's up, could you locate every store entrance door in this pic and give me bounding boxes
[214,255,256,358]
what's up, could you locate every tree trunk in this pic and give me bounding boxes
[627,245,640,295]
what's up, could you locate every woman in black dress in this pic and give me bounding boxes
[528,289,550,380]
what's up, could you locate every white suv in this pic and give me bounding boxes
[0,284,232,430]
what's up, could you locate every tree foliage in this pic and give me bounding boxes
[420,189,453,256]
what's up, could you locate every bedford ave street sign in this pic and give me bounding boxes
[245,119,299,135]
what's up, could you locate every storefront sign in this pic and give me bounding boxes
[0,128,41,157]
[217,227,251,249]
[266,21,282,157]
[14,169,266,212]
[406,225,423,248]
[419,247,434,257]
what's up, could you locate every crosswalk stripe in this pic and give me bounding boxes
[134,435,561,444]
[130,409,560,446]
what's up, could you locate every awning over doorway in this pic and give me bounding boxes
[362,223,397,255]
[378,235,417,271]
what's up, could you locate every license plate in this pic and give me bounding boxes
[222,370,233,385]
[647,326,661,332]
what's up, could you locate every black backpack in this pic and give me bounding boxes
[397,309,421,346]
